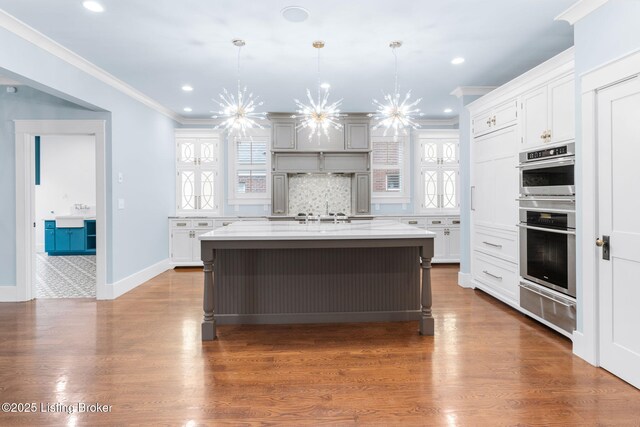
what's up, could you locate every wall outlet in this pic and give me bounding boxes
[118,198,125,210]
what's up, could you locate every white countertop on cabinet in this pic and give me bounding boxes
[199,220,435,241]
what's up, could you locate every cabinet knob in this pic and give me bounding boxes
[491,116,496,125]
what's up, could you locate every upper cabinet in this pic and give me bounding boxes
[270,114,371,152]
[472,99,518,137]
[271,120,296,150]
[521,74,575,150]
[345,120,370,150]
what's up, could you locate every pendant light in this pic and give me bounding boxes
[292,41,344,140]
[212,39,266,135]
[370,41,423,137]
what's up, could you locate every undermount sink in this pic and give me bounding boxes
[55,216,93,228]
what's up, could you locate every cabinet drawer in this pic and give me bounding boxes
[473,226,518,263]
[400,218,426,228]
[171,219,192,228]
[473,251,518,303]
[45,220,56,229]
[193,220,214,228]
[426,217,446,226]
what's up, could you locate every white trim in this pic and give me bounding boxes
[581,48,640,93]
[457,272,473,289]
[104,258,170,299]
[0,285,18,302]
[555,0,610,25]
[0,9,180,122]
[450,87,496,99]
[572,331,597,365]
[14,120,107,302]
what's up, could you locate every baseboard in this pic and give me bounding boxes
[102,258,170,300]
[458,271,473,288]
[0,285,18,302]
[572,330,598,366]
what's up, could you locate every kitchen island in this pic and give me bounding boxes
[199,220,435,340]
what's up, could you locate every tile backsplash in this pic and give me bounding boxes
[288,174,351,215]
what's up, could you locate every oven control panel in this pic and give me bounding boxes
[527,145,568,161]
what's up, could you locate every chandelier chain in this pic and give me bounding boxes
[393,46,399,96]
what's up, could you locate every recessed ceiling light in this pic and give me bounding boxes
[281,6,310,23]
[320,82,330,89]
[451,57,465,65]
[444,108,453,113]
[183,107,192,112]
[82,1,104,13]
[182,85,193,92]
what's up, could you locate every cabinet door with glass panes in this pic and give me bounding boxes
[419,137,460,213]
[176,134,220,214]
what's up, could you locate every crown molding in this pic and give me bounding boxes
[450,86,496,98]
[555,0,610,25]
[0,9,181,123]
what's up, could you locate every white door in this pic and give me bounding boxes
[521,86,548,149]
[447,227,461,260]
[430,228,447,260]
[597,76,640,389]
[547,75,575,145]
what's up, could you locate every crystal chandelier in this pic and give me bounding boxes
[292,41,344,140]
[212,39,266,135]
[370,41,422,137]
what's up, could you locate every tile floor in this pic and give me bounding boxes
[35,253,96,298]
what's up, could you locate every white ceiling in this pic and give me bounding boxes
[0,0,575,119]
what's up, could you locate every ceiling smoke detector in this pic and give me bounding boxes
[281,6,310,23]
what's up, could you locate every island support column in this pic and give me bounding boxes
[419,246,434,336]
[202,245,216,341]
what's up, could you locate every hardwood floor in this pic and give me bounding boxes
[0,265,638,426]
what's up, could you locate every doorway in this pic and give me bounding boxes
[34,134,97,298]
[15,120,107,301]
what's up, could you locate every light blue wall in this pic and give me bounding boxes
[571,0,640,330]
[0,27,176,285]
[457,95,483,275]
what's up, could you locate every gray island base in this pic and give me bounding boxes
[199,221,435,340]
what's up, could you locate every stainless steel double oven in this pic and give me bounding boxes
[517,143,576,333]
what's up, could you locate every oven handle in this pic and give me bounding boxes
[518,206,576,214]
[516,157,575,169]
[519,283,576,308]
[516,197,575,203]
[517,224,576,235]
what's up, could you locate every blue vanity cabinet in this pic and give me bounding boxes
[44,220,56,252]
[45,220,95,255]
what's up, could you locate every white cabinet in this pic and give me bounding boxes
[175,131,221,214]
[521,74,575,150]
[470,119,519,306]
[399,216,460,263]
[472,99,518,137]
[416,131,460,213]
[169,219,215,266]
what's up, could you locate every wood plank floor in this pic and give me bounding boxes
[0,265,638,426]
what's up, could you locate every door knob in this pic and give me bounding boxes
[596,238,604,247]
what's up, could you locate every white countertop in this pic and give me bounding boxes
[199,220,435,241]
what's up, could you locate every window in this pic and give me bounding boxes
[175,131,222,214]
[228,130,270,204]
[415,130,460,212]
[371,133,410,203]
